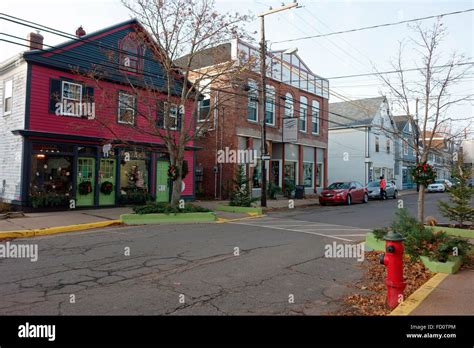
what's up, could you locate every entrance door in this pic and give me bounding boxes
[156,160,169,203]
[99,158,116,206]
[76,157,95,207]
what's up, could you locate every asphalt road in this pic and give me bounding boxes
[0,192,456,315]
[275,191,454,229]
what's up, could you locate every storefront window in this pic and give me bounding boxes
[316,163,323,187]
[271,161,280,186]
[303,162,313,187]
[252,161,262,188]
[29,154,73,207]
[120,150,150,194]
[284,162,296,186]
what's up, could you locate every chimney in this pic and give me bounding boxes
[27,31,43,51]
[76,26,86,38]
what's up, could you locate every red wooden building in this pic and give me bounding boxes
[0,19,197,209]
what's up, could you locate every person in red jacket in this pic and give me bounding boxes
[379,175,387,200]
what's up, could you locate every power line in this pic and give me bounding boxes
[274,8,474,44]
[325,62,474,80]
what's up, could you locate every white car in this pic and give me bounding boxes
[427,180,446,193]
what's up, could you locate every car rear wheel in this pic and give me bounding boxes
[393,190,398,199]
[363,193,368,203]
[346,195,352,205]
[320,202,327,206]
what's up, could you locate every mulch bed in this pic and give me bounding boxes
[331,251,433,316]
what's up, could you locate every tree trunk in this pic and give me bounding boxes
[170,176,182,207]
[169,155,183,208]
[417,184,425,222]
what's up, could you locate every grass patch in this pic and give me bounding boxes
[133,202,211,215]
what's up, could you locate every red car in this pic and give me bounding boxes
[319,181,369,206]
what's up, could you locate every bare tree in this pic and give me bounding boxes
[82,0,254,207]
[378,19,473,222]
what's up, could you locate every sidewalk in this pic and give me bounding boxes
[0,207,132,233]
[409,269,474,315]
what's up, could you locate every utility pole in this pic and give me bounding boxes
[258,1,298,207]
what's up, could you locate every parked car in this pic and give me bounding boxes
[366,181,398,200]
[319,181,368,206]
[427,180,447,193]
[469,178,474,188]
[443,179,453,188]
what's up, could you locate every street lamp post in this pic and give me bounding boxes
[258,1,298,207]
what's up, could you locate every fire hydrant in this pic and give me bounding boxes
[379,231,406,309]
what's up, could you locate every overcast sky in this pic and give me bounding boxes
[1,0,472,135]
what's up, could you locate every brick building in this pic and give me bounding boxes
[184,39,329,199]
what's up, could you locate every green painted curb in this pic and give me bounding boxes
[216,205,262,215]
[120,212,216,225]
[365,232,386,251]
[419,255,463,274]
[427,226,474,239]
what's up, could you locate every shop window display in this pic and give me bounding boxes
[29,154,72,208]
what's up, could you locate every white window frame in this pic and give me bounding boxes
[247,80,258,123]
[299,96,307,133]
[386,139,391,154]
[311,100,320,135]
[403,140,408,156]
[164,103,180,130]
[265,85,275,126]
[198,78,211,123]
[117,91,136,125]
[284,93,294,118]
[375,136,380,153]
[61,81,83,117]
[3,79,13,115]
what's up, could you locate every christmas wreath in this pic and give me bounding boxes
[100,181,114,195]
[167,164,179,181]
[78,181,92,195]
[411,163,436,186]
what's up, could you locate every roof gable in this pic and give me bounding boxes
[328,96,386,128]
[24,19,183,94]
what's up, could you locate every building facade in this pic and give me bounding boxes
[328,97,399,187]
[185,40,330,199]
[393,115,418,189]
[0,20,196,209]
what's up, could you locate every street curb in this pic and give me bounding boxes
[262,202,320,212]
[0,220,122,239]
[388,273,449,316]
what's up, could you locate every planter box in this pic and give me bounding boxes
[121,212,216,225]
[365,232,386,251]
[216,205,262,215]
[427,226,474,239]
[419,255,463,274]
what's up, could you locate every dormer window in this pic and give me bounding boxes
[119,33,144,73]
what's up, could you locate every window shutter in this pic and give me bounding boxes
[156,101,165,128]
[49,79,61,113]
[182,160,189,179]
[84,86,94,103]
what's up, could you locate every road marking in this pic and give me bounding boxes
[232,221,354,242]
